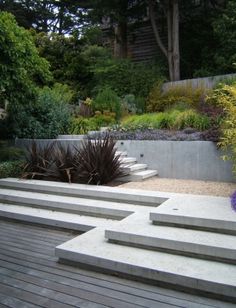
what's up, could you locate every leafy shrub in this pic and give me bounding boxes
[75,135,125,185]
[121,94,146,115]
[0,160,24,179]
[22,141,55,179]
[121,110,209,131]
[69,113,116,135]
[207,83,236,173]
[173,110,211,131]
[0,141,24,162]
[147,82,209,112]
[92,87,121,119]
[12,85,71,139]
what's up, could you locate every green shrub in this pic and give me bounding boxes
[147,82,210,112]
[121,109,210,131]
[12,85,71,138]
[0,160,24,178]
[173,110,211,131]
[206,83,236,173]
[0,145,24,162]
[69,113,116,135]
[92,87,121,119]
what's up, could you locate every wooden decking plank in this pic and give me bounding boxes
[0,243,56,261]
[0,249,224,308]
[0,220,232,308]
[0,267,147,308]
[0,220,75,241]
[0,283,74,308]
[0,228,67,247]
[0,292,40,308]
[0,274,107,308]
[0,255,209,308]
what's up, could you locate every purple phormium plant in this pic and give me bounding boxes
[231,191,236,212]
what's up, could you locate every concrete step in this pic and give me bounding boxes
[0,178,168,206]
[120,169,158,182]
[56,227,236,302]
[0,203,114,232]
[0,188,154,220]
[119,157,137,164]
[105,213,236,264]
[150,195,236,235]
[121,163,147,173]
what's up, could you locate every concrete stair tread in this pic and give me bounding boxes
[120,169,158,182]
[56,228,236,300]
[105,213,236,262]
[115,151,127,157]
[132,169,158,177]
[119,157,137,164]
[121,163,147,172]
[0,203,115,231]
[0,188,155,219]
[150,195,236,234]
[0,178,169,206]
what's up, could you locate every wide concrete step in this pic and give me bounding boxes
[125,170,158,182]
[56,228,236,302]
[105,213,236,264]
[0,178,168,206]
[150,195,236,235]
[0,188,154,220]
[121,163,147,173]
[0,203,115,232]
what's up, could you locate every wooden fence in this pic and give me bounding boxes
[162,73,236,92]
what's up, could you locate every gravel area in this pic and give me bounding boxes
[117,177,236,197]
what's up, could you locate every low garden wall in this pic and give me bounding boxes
[15,138,235,183]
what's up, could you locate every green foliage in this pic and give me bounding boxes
[0,12,52,138]
[0,160,24,179]
[206,83,236,174]
[121,109,210,131]
[69,113,116,135]
[0,142,24,162]
[10,85,71,139]
[212,1,236,74]
[147,83,209,112]
[92,87,121,119]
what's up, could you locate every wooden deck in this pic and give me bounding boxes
[0,220,233,308]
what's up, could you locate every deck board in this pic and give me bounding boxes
[0,219,234,308]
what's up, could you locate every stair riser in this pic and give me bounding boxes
[0,180,166,206]
[0,210,94,232]
[105,231,236,264]
[0,195,132,220]
[150,214,236,236]
[121,165,147,173]
[56,247,236,302]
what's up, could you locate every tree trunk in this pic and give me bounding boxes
[148,0,180,81]
[172,0,180,81]
[114,21,127,58]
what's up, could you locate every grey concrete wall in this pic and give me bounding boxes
[116,140,235,183]
[16,138,235,183]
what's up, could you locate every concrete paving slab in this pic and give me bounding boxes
[105,212,236,263]
[0,188,155,220]
[150,195,236,234]
[55,228,236,301]
[0,203,116,231]
[0,178,170,205]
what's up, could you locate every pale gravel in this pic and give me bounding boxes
[117,177,236,197]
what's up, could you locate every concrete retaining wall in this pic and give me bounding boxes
[117,140,234,183]
[15,138,235,183]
